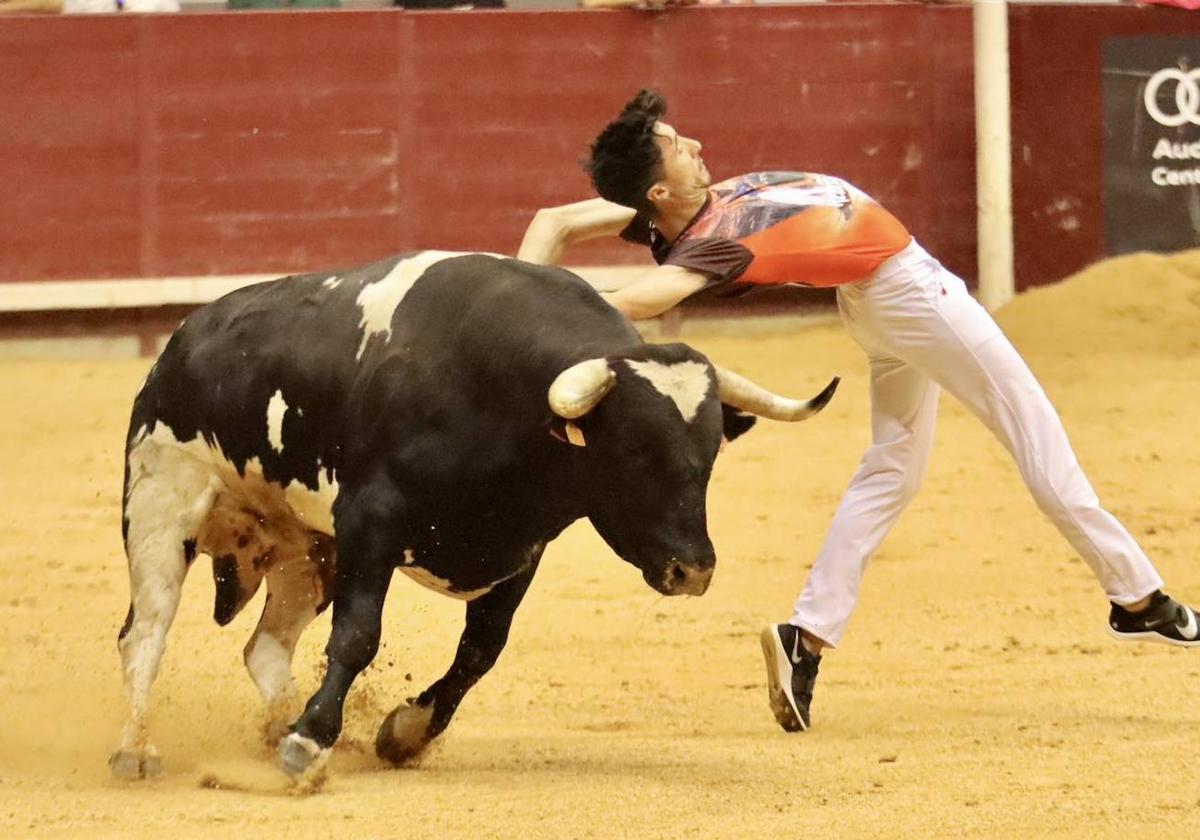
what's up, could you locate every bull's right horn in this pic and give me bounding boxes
[548,358,616,419]
[715,368,840,422]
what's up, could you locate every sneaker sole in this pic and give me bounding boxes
[759,625,807,732]
[1106,626,1200,648]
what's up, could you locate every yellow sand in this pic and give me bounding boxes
[1,250,1198,839]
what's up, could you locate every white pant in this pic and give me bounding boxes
[791,239,1163,646]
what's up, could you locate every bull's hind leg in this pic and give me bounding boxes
[111,441,219,780]
[279,488,400,780]
[245,534,336,745]
[375,548,542,766]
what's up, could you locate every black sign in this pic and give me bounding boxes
[1102,37,1200,255]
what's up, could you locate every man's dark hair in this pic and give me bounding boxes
[586,89,668,215]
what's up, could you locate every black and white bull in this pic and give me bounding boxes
[110,251,837,780]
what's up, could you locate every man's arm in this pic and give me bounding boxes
[517,198,637,266]
[600,265,708,321]
[518,198,709,320]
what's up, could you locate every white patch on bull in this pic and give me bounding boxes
[282,466,338,535]
[354,250,467,360]
[133,423,340,537]
[266,390,288,455]
[398,545,538,602]
[625,360,711,422]
[322,276,340,290]
[245,632,293,707]
[125,430,223,553]
[398,565,494,601]
[130,423,150,448]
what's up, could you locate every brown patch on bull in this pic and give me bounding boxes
[252,549,275,573]
[198,495,284,626]
[241,506,266,526]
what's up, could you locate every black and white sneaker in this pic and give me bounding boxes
[760,623,821,732]
[1108,590,1200,647]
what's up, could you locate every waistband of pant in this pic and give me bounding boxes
[872,238,932,280]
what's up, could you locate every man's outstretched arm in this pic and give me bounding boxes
[602,266,708,321]
[517,198,637,266]
[518,198,708,320]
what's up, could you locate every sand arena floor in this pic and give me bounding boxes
[1,251,1198,839]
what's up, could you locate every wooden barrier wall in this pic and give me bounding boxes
[0,5,976,287]
[4,4,1196,296]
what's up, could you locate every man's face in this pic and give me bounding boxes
[650,121,710,202]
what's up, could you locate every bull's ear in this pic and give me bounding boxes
[721,404,757,445]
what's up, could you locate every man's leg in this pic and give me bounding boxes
[762,351,939,731]
[875,259,1197,645]
[794,354,941,646]
[890,265,1164,607]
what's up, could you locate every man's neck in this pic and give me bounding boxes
[653,192,708,243]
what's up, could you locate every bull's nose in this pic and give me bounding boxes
[663,563,713,597]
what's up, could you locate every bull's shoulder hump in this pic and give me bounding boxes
[353,251,506,359]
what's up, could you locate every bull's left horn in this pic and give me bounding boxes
[548,358,616,419]
[715,368,840,422]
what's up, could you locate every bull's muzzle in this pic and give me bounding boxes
[660,562,713,597]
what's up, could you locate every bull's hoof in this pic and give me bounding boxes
[375,699,436,766]
[277,732,331,780]
[109,747,162,780]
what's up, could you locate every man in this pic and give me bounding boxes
[517,89,1200,733]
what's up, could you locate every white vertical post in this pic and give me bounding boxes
[974,0,1015,311]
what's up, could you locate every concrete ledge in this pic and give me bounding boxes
[0,265,836,359]
[0,266,646,313]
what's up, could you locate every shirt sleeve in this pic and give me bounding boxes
[660,236,754,296]
[619,214,654,246]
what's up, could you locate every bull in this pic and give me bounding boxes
[110,251,837,780]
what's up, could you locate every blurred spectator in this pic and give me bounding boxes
[0,0,61,12]
[228,0,339,8]
[392,0,503,7]
[579,0,749,8]
[1,0,179,10]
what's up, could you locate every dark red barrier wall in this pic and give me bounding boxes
[1009,5,1200,289]
[0,5,975,285]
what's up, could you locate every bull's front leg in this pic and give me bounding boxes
[375,552,541,765]
[277,502,396,780]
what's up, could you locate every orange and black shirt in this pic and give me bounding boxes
[621,171,912,295]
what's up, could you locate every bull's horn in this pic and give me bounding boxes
[715,368,840,422]
[548,358,616,419]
